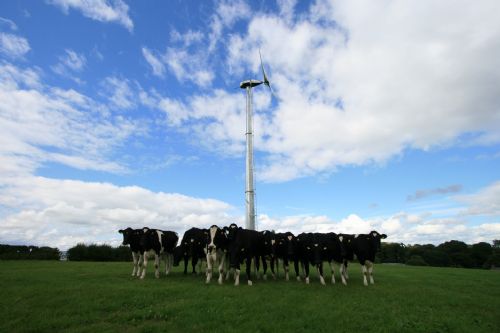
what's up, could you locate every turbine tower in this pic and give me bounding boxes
[239,51,272,230]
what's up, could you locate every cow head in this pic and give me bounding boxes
[369,230,387,250]
[206,225,227,255]
[225,223,240,242]
[276,232,296,256]
[119,227,139,246]
[261,230,275,253]
[173,245,183,266]
[181,232,201,258]
[139,228,155,249]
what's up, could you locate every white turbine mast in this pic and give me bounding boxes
[239,50,273,230]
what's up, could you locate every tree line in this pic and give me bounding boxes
[0,244,60,260]
[2,240,499,269]
[66,243,131,261]
[379,240,500,269]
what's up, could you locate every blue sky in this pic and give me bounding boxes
[1,0,499,249]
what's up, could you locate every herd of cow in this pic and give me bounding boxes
[118,224,387,286]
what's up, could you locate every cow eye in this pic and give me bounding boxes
[323,247,327,250]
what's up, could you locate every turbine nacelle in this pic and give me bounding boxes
[240,80,264,89]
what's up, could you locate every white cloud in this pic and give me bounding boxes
[255,180,500,245]
[100,76,136,110]
[142,47,165,77]
[48,0,133,32]
[170,29,203,47]
[0,32,30,58]
[208,0,251,52]
[0,177,233,250]
[0,62,141,179]
[159,0,500,183]
[164,47,214,87]
[51,49,87,83]
[457,181,500,217]
[0,17,18,30]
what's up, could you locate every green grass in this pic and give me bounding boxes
[0,261,499,333]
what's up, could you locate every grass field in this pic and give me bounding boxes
[0,260,499,333]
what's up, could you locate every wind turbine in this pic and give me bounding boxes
[239,50,273,230]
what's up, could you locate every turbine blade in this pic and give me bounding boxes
[259,49,270,87]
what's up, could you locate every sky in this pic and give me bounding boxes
[0,0,499,250]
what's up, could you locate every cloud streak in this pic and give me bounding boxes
[407,184,463,201]
[48,0,134,31]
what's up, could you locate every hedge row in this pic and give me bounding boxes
[66,243,131,261]
[378,240,500,269]
[0,244,60,260]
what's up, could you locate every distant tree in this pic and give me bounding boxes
[67,243,88,261]
[422,249,450,267]
[450,252,475,268]
[67,243,131,261]
[493,240,500,249]
[438,240,468,254]
[380,243,407,263]
[471,242,493,268]
[437,240,472,267]
[407,244,435,258]
[406,255,427,266]
[0,244,59,260]
[483,249,500,269]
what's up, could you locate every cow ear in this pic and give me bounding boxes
[119,230,123,234]
[381,234,387,239]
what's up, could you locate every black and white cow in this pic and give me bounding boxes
[297,232,344,285]
[174,227,207,275]
[323,232,346,285]
[257,230,276,280]
[205,225,230,284]
[226,224,266,286]
[274,232,300,281]
[340,231,387,286]
[118,227,145,277]
[139,228,179,279]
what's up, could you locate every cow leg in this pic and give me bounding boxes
[165,253,172,275]
[329,261,336,284]
[183,255,188,274]
[140,252,149,279]
[225,257,230,280]
[246,257,253,286]
[262,256,268,280]
[131,252,138,276]
[344,260,350,279]
[192,257,198,274]
[276,258,280,278]
[217,252,225,285]
[136,254,143,277]
[294,259,301,281]
[284,258,290,281]
[154,254,160,279]
[361,261,368,286]
[254,257,261,280]
[270,256,276,280]
[340,262,347,285]
[367,260,375,284]
[234,265,240,286]
[304,261,310,284]
[206,253,214,284]
[318,264,326,285]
